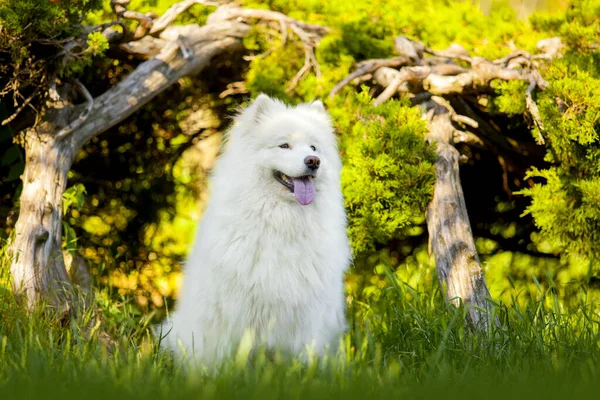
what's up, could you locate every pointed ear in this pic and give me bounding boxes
[248,93,276,123]
[309,100,326,113]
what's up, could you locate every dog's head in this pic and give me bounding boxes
[224,94,340,206]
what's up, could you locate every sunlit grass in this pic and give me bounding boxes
[2,244,600,399]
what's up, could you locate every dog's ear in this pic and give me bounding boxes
[248,93,276,123]
[309,100,326,114]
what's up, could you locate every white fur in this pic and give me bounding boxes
[161,94,351,367]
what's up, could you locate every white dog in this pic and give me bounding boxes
[161,94,351,367]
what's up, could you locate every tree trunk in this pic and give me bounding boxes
[10,129,76,312]
[8,20,249,312]
[425,104,494,330]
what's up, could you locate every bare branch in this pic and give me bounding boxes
[219,81,248,98]
[69,19,251,149]
[373,76,404,106]
[150,0,219,36]
[286,48,313,93]
[57,79,94,139]
[394,36,424,61]
[525,78,546,145]
[453,129,485,147]
[1,88,39,126]
[430,96,478,129]
[307,45,321,78]
[373,66,430,106]
[207,4,329,38]
[118,36,168,59]
[453,114,479,129]
[422,100,496,330]
[333,34,557,171]
[537,37,564,58]
[424,47,472,63]
[430,63,469,76]
[111,0,154,40]
[279,19,288,46]
[329,57,410,99]
[493,50,530,65]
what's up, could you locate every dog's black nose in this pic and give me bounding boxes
[304,156,320,170]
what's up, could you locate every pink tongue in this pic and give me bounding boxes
[292,177,315,205]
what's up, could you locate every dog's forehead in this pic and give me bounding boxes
[287,132,308,141]
[274,125,317,141]
[266,112,325,143]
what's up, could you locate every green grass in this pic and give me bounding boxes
[2,260,600,400]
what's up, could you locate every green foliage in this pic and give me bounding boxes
[338,91,436,253]
[0,0,102,66]
[63,184,88,216]
[245,35,304,100]
[516,1,600,262]
[63,31,110,76]
[518,167,600,260]
[492,80,528,115]
[337,14,395,60]
[62,184,88,255]
[0,0,101,37]
[63,183,88,251]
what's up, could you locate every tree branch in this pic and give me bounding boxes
[1,88,39,126]
[111,0,154,41]
[373,66,429,106]
[57,79,93,138]
[525,77,546,145]
[68,20,250,150]
[286,47,313,93]
[219,81,248,98]
[206,4,329,37]
[118,36,168,59]
[329,57,410,99]
[55,5,328,150]
[149,0,219,36]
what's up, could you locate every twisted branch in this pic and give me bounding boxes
[111,0,154,41]
[150,0,220,35]
[56,80,94,139]
[1,88,40,126]
[334,35,557,146]
[329,57,410,99]
[525,77,546,145]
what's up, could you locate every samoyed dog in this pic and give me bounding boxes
[161,94,351,367]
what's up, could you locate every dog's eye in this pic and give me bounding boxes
[310,145,316,151]
[279,143,290,149]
